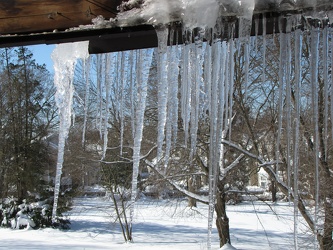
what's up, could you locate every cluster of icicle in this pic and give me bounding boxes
[51,6,333,250]
[51,42,89,224]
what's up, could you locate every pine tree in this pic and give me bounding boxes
[0,47,56,201]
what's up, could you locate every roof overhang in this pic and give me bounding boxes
[0,0,332,53]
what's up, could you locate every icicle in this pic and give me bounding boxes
[275,27,286,180]
[204,39,212,116]
[171,44,180,146]
[82,56,91,149]
[254,17,259,52]
[207,38,223,250]
[310,26,320,249]
[156,27,169,168]
[218,42,228,174]
[51,41,89,223]
[323,26,329,161]
[165,31,180,169]
[96,54,104,139]
[331,27,333,148]
[207,40,219,250]
[262,13,267,82]
[181,35,192,148]
[285,23,292,202]
[223,43,230,135]
[120,51,126,156]
[129,49,153,237]
[293,28,302,250]
[227,38,235,142]
[189,30,204,161]
[243,36,250,101]
[130,52,136,140]
[102,54,111,160]
[164,48,173,170]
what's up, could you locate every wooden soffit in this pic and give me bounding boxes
[0,0,122,34]
[0,0,332,53]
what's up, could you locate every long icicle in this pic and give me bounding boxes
[190,30,204,161]
[51,41,89,223]
[130,52,136,140]
[181,36,192,148]
[97,54,104,139]
[102,54,111,160]
[285,24,292,202]
[310,25,320,249]
[207,38,221,250]
[331,27,333,148]
[82,56,91,149]
[262,13,267,83]
[276,28,286,181]
[293,27,302,250]
[323,26,329,161]
[119,51,126,156]
[156,27,169,169]
[129,49,152,240]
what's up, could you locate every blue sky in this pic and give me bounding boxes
[29,44,55,73]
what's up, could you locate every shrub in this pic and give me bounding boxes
[0,190,71,230]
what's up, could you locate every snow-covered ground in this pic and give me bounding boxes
[0,197,312,250]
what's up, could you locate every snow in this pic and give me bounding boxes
[0,197,310,250]
[44,0,333,248]
[182,0,220,30]
[220,243,237,250]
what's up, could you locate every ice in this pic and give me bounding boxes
[331,27,333,147]
[238,0,255,39]
[119,51,126,156]
[82,57,91,148]
[275,30,286,180]
[243,37,250,100]
[182,0,220,30]
[169,43,180,146]
[130,52,136,140]
[189,33,204,161]
[96,54,104,140]
[165,42,180,169]
[207,38,232,250]
[156,27,169,168]
[116,0,183,27]
[323,26,329,161]
[218,42,228,175]
[207,39,221,250]
[262,14,267,82]
[181,42,192,147]
[47,1,333,247]
[129,49,153,236]
[310,26,320,248]
[285,30,292,201]
[293,28,302,250]
[227,39,235,142]
[102,54,111,160]
[51,41,89,222]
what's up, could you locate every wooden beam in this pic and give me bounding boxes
[0,0,122,34]
[0,0,332,53]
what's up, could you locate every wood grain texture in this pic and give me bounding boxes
[0,0,122,34]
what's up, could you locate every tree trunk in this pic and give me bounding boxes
[270,178,277,202]
[319,199,333,249]
[215,180,231,247]
[187,176,197,207]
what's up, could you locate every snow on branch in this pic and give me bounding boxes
[144,159,209,204]
[220,153,244,180]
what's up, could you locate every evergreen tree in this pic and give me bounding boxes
[0,47,56,201]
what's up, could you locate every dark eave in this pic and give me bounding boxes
[0,0,332,53]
